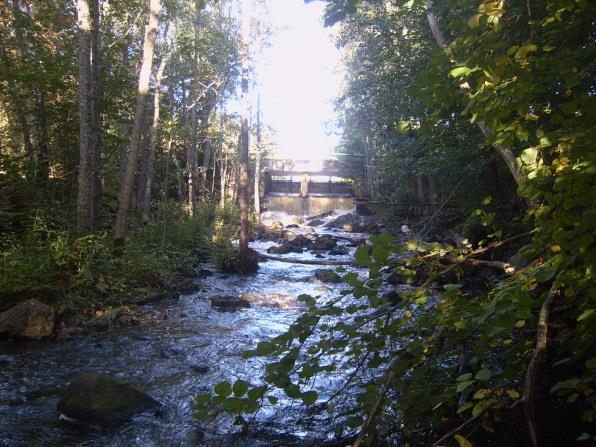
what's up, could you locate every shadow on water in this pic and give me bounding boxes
[0,213,369,447]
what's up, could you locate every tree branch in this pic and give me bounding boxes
[424,0,524,187]
[353,371,395,447]
[522,277,561,447]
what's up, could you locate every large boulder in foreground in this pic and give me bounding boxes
[58,373,160,425]
[0,299,55,339]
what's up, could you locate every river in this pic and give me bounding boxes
[0,212,368,447]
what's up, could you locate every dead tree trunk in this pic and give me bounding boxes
[113,0,160,245]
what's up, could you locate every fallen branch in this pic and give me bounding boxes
[259,254,355,266]
[438,257,516,274]
[522,276,561,447]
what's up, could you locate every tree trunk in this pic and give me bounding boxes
[427,174,438,211]
[254,97,261,224]
[416,175,428,215]
[139,46,169,217]
[76,0,95,233]
[161,131,173,251]
[200,137,213,195]
[424,0,524,187]
[90,0,102,229]
[220,155,227,207]
[113,0,160,245]
[187,2,202,216]
[237,0,253,271]
[34,90,50,183]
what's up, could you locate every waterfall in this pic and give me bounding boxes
[265,194,354,215]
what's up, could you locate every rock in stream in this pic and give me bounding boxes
[57,373,160,426]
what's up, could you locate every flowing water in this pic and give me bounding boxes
[0,213,369,447]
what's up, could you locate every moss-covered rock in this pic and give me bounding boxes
[0,299,55,339]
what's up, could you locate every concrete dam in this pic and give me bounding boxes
[263,169,354,216]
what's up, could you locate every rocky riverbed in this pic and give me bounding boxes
[0,210,377,446]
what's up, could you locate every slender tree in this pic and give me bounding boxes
[114,0,161,246]
[237,0,251,269]
[76,0,100,233]
[187,1,203,215]
[253,96,261,224]
[138,23,172,217]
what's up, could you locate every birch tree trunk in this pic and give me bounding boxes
[138,44,170,217]
[113,0,160,245]
[237,0,254,271]
[187,2,202,216]
[254,97,261,224]
[424,0,524,187]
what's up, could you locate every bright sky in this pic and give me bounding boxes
[256,0,342,162]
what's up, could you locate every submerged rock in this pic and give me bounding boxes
[210,295,251,311]
[306,211,334,221]
[324,213,354,229]
[310,235,337,251]
[267,234,312,254]
[315,269,342,283]
[57,373,160,425]
[329,246,349,256]
[306,219,325,227]
[0,299,55,339]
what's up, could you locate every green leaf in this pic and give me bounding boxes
[468,14,481,28]
[256,341,276,356]
[458,401,474,414]
[267,396,278,405]
[247,386,267,401]
[577,309,594,322]
[285,384,301,398]
[520,147,538,166]
[301,390,318,405]
[214,381,232,397]
[222,397,244,412]
[195,393,211,405]
[233,379,249,397]
[455,433,474,447]
[551,379,580,393]
[457,380,474,393]
[456,373,473,382]
[355,247,371,266]
[475,369,491,382]
[472,398,497,417]
[450,66,471,78]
